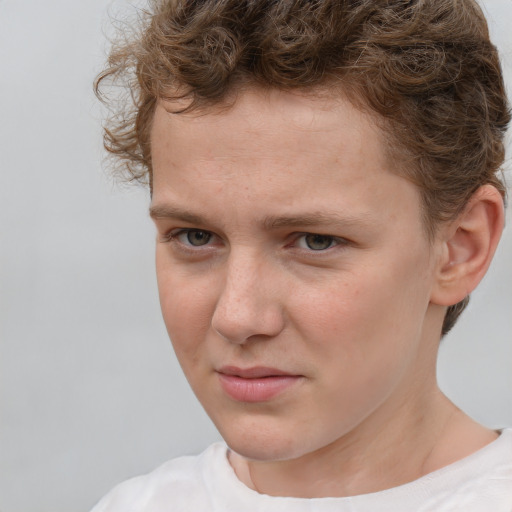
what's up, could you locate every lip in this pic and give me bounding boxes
[216,366,302,402]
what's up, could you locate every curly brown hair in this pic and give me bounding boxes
[95,0,510,335]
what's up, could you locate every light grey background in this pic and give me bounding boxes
[0,1,511,511]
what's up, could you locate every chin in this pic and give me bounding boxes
[215,414,318,462]
[226,434,304,462]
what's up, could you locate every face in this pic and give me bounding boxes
[150,89,444,462]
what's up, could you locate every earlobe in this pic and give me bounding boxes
[431,185,505,307]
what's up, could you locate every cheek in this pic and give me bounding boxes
[288,268,431,431]
[291,255,433,368]
[156,259,215,362]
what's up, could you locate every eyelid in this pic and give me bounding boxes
[292,232,350,252]
[159,228,350,255]
[161,228,218,247]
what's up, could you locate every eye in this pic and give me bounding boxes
[297,233,337,251]
[177,229,212,247]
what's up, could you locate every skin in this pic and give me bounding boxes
[149,88,500,498]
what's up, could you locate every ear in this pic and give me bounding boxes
[430,185,505,307]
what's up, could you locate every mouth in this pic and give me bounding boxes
[216,366,303,402]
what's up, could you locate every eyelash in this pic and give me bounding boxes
[162,229,216,245]
[162,229,348,254]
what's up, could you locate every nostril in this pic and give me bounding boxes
[211,297,285,345]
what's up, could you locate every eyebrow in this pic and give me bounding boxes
[149,204,373,230]
[262,212,373,230]
[149,205,206,225]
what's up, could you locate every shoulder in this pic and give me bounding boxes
[422,428,512,511]
[90,442,228,512]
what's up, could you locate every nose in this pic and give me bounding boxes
[211,252,286,344]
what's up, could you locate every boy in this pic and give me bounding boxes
[92,0,512,509]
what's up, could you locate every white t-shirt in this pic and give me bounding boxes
[91,429,512,512]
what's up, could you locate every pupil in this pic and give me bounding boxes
[187,230,211,246]
[305,234,333,250]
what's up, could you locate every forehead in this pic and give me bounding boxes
[149,88,424,235]
[151,88,387,178]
